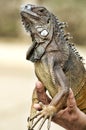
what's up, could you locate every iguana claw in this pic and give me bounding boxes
[28,105,56,130]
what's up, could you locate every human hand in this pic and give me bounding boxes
[34,81,86,130]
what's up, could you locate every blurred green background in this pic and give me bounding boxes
[0,0,86,45]
[0,1,86,130]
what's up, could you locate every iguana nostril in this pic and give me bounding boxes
[25,5,27,9]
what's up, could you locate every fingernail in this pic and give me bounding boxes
[33,103,41,109]
[69,88,74,97]
[36,81,43,89]
[36,81,45,93]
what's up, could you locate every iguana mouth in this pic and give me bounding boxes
[20,4,41,32]
[20,4,40,21]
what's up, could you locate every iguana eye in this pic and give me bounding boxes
[39,9,44,13]
[39,8,44,13]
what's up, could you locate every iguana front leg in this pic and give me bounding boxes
[49,62,69,110]
[29,56,69,130]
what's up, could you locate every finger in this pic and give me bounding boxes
[67,88,77,111]
[56,107,68,118]
[33,103,42,110]
[35,81,50,105]
[33,102,45,110]
[35,81,45,93]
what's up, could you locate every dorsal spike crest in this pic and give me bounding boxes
[59,25,67,29]
[58,22,68,26]
[71,43,74,46]
[64,36,73,41]
[63,33,70,38]
[68,43,83,62]
[52,13,83,63]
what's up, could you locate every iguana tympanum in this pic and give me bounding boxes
[20,4,86,130]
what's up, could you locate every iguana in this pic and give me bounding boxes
[20,4,86,130]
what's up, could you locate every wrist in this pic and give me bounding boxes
[77,109,86,130]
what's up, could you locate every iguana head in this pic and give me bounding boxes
[20,4,55,62]
[20,4,70,62]
[20,4,52,38]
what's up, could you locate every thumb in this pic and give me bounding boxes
[67,88,77,112]
[36,81,45,93]
[35,81,50,105]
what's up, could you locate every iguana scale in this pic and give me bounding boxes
[20,4,86,130]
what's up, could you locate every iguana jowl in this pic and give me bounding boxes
[20,4,86,130]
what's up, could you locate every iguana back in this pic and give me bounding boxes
[64,44,86,113]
